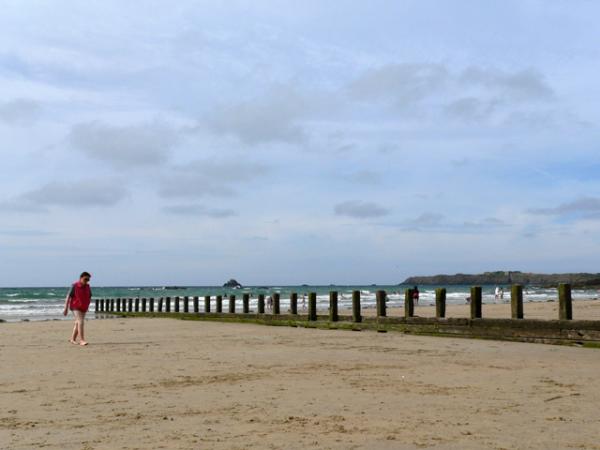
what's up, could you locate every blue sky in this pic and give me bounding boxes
[1,1,599,286]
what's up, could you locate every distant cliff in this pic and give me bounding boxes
[403,271,600,288]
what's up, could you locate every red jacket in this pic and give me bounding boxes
[69,281,92,312]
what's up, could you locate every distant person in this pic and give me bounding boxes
[495,286,500,301]
[412,286,420,305]
[500,287,505,301]
[267,295,273,311]
[301,294,306,311]
[63,272,92,346]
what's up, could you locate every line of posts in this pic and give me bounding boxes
[94,284,575,321]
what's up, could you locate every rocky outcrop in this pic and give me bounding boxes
[223,279,243,288]
[403,271,600,288]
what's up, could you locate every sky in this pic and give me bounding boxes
[1,1,600,286]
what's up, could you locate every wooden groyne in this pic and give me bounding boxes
[94,284,600,347]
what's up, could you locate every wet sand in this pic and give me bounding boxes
[1,316,600,449]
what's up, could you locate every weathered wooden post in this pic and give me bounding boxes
[308,292,317,321]
[158,297,163,312]
[204,295,211,313]
[109,298,114,312]
[115,298,120,312]
[435,288,446,318]
[404,289,414,318]
[216,295,223,313]
[149,297,154,313]
[183,296,189,313]
[165,297,171,313]
[229,295,236,313]
[511,285,523,319]
[470,286,482,319]
[99,299,104,312]
[352,290,362,323]
[257,294,265,314]
[142,297,147,312]
[175,296,180,313]
[128,298,133,312]
[273,293,280,314]
[193,296,199,313]
[290,292,298,314]
[329,291,339,322]
[376,290,387,317]
[559,283,572,320]
[243,293,250,313]
[135,297,140,312]
[95,298,99,313]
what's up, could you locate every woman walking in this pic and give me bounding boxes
[63,272,92,346]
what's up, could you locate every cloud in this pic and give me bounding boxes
[1,179,128,211]
[443,97,500,122]
[206,85,315,145]
[528,197,600,216]
[406,212,444,227]
[69,121,177,168]
[0,99,40,124]
[158,160,268,199]
[334,200,389,218]
[0,229,55,236]
[162,204,236,218]
[463,217,508,229]
[348,63,448,107]
[459,67,554,101]
[340,170,382,185]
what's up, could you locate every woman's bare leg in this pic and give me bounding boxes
[77,311,87,345]
[70,316,78,344]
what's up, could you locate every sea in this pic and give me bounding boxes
[1,284,599,322]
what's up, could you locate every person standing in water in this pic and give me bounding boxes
[63,272,92,346]
[412,285,420,306]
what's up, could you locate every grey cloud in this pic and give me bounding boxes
[0,99,41,124]
[69,121,177,168]
[1,179,128,211]
[334,200,389,218]
[528,197,600,216]
[348,63,448,107]
[406,213,444,227]
[162,204,236,218]
[460,67,554,101]
[463,217,508,229]
[206,85,316,145]
[341,170,382,185]
[0,229,55,236]
[158,160,268,199]
[444,97,500,122]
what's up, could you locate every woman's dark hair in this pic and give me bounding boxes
[80,272,91,279]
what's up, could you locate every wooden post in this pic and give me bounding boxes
[376,290,387,317]
[352,290,362,323]
[115,298,121,312]
[559,283,572,320]
[95,298,99,312]
[216,295,223,313]
[257,294,265,314]
[142,297,147,312]
[175,296,180,313]
[290,292,298,315]
[134,298,139,312]
[243,293,250,313]
[229,295,236,313]
[110,298,114,312]
[183,296,189,313]
[149,298,154,313]
[158,297,163,312]
[435,288,446,318]
[470,286,482,319]
[128,298,133,312]
[204,295,211,313]
[511,285,523,319]
[329,291,339,322]
[165,297,171,313]
[99,299,104,312]
[404,289,414,318]
[273,293,280,315]
[193,296,199,313]
[308,292,317,321]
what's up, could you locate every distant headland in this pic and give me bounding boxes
[402,271,600,288]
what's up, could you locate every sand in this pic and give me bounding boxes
[1,309,600,449]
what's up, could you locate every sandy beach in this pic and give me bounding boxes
[1,312,600,450]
